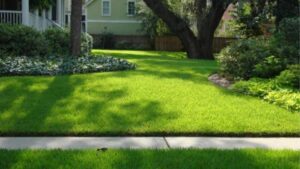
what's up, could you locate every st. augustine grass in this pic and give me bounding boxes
[0,149,299,169]
[0,50,299,136]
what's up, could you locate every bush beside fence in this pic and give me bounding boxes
[155,36,237,53]
[91,34,236,53]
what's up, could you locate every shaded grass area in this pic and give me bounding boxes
[0,149,299,169]
[0,50,299,136]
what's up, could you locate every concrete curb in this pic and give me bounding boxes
[0,137,299,150]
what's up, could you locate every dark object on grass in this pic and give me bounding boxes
[97,148,108,152]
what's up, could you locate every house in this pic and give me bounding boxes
[64,0,143,36]
[85,0,142,35]
[0,0,66,30]
[64,0,88,32]
[217,4,235,36]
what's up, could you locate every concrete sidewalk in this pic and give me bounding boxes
[0,137,299,150]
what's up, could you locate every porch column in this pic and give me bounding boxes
[48,6,52,20]
[34,9,39,30]
[21,0,30,26]
[56,0,62,25]
[42,9,46,30]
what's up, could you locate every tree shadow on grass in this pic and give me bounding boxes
[0,70,179,135]
[112,149,300,169]
[0,149,299,169]
[0,75,83,133]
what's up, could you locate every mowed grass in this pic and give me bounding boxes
[0,50,299,136]
[0,149,299,169]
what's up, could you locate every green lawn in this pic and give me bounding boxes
[0,50,299,136]
[0,149,299,169]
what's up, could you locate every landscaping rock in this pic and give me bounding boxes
[208,74,232,88]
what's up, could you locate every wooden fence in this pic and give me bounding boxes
[155,36,237,53]
[91,34,236,52]
[92,34,152,49]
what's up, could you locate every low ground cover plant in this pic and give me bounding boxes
[0,55,135,76]
[232,77,300,112]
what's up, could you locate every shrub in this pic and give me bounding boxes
[232,78,278,97]
[269,17,299,65]
[276,65,300,89]
[44,29,93,56]
[0,24,47,57]
[264,90,300,112]
[254,55,285,78]
[218,18,300,80]
[81,33,93,56]
[277,17,300,46]
[232,78,300,112]
[43,28,69,56]
[0,55,135,76]
[93,33,115,49]
[217,38,271,80]
[0,24,93,57]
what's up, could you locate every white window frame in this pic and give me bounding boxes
[102,0,111,16]
[127,0,136,16]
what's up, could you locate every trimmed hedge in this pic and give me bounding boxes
[0,24,47,57]
[0,24,93,57]
[0,55,135,76]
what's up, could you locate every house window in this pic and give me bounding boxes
[102,0,110,16]
[127,0,135,16]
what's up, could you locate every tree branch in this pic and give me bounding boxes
[143,0,196,39]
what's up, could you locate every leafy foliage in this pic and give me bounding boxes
[0,56,135,76]
[137,1,172,39]
[231,0,299,37]
[217,38,271,80]
[232,78,278,97]
[276,65,300,89]
[232,78,300,112]
[264,90,300,112]
[30,0,53,9]
[44,28,93,56]
[0,25,93,57]
[0,24,48,57]
[270,17,300,64]
[231,0,274,37]
[217,17,300,80]
[43,28,70,56]
[253,55,285,78]
[275,0,299,25]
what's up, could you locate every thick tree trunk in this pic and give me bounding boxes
[143,0,200,59]
[70,0,83,57]
[198,36,214,59]
[143,0,231,60]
